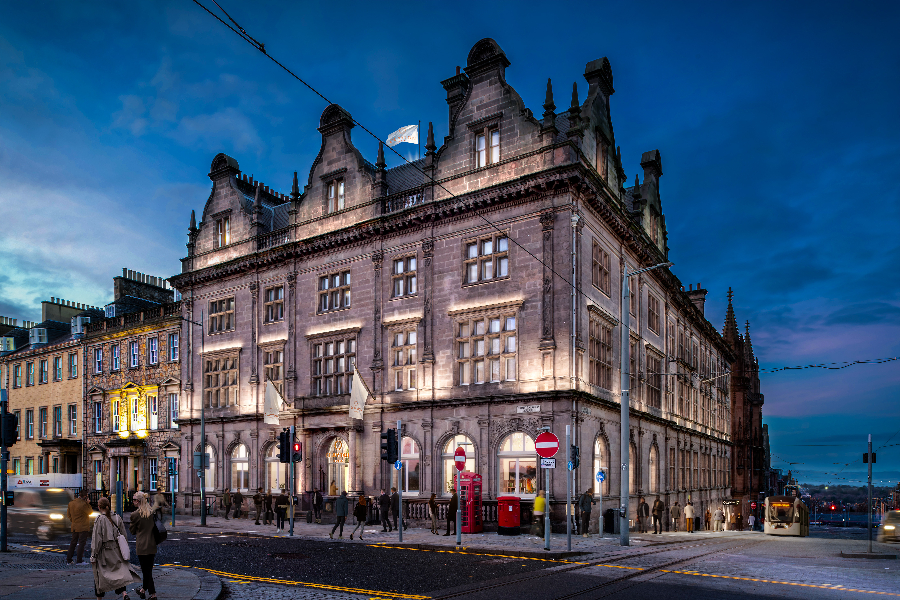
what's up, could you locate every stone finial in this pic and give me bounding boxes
[544,78,555,113]
[290,171,300,199]
[189,210,197,231]
[426,121,436,153]
[376,141,386,169]
[634,174,640,189]
[570,81,579,110]
[253,181,261,209]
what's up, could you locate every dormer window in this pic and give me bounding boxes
[327,179,345,214]
[597,140,608,180]
[215,217,230,248]
[476,129,500,168]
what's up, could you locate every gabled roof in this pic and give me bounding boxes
[385,158,425,195]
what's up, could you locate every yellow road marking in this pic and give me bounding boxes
[367,544,591,565]
[659,569,900,596]
[162,564,429,599]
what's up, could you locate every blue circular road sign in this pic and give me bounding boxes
[596,470,605,483]
[394,460,402,471]
[567,461,574,471]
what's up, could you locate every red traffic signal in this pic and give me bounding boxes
[831,504,836,510]
[291,442,302,463]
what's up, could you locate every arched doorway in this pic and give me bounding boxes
[325,437,349,496]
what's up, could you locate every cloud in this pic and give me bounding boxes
[824,302,900,326]
[173,107,264,155]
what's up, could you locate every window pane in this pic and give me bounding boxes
[474,320,485,336]
[458,342,469,359]
[474,360,484,384]
[506,335,516,352]
[408,331,416,345]
[505,357,516,381]
[490,359,500,382]
[408,369,416,390]
[467,243,478,259]
[482,259,493,280]
[474,339,484,356]
[467,263,478,283]
[482,239,493,255]
[458,322,469,337]
[490,337,500,354]
[394,259,404,274]
[459,362,470,385]
[505,317,516,331]
[498,237,508,252]
[408,257,416,271]
[490,318,501,333]
[498,257,508,277]
[407,275,417,293]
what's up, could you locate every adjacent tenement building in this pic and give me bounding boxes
[83,270,182,498]
[171,38,735,530]
[0,298,100,479]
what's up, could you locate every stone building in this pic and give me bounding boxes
[0,298,100,479]
[82,270,182,498]
[170,38,734,530]
[723,289,768,515]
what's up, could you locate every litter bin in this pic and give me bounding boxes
[497,496,521,536]
[604,508,619,534]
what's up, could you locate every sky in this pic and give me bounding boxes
[1,1,898,486]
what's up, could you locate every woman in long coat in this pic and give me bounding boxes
[129,492,158,600]
[90,497,141,600]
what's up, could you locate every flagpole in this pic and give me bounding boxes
[418,120,421,161]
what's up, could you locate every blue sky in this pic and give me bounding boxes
[1,1,898,485]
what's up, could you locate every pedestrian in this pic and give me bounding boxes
[652,496,665,534]
[349,494,367,540]
[390,487,401,531]
[704,508,711,531]
[714,507,724,531]
[232,490,244,519]
[429,493,439,534]
[90,497,140,600]
[443,490,459,536]
[222,489,232,520]
[263,490,273,525]
[330,491,349,539]
[748,514,756,531]
[253,488,264,525]
[671,501,682,532]
[684,501,695,533]
[736,512,743,531]
[275,490,289,532]
[378,489,392,532]
[729,511,736,530]
[532,490,546,537]
[329,480,338,496]
[66,489,93,565]
[637,497,650,534]
[313,489,324,523]
[129,492,159,600]
[578,489,595,537]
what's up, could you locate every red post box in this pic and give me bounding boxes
[497,496,521,535]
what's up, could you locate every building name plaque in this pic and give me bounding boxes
[516,404,541,414]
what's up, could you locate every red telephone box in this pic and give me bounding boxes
[454,471,483,533]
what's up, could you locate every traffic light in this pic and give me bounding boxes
[380,429,398,463]
[1,412,18,448]
[278,429,290,463]
[570,444,580,469]
[291,441,302,463]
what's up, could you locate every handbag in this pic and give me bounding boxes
[106,515,130,561]
[153,513,168,544]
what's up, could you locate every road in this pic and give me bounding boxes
[8,526,898,600]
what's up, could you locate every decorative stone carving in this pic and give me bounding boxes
[489,417,542,448]
[422,238,434,257]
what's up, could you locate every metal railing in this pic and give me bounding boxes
[258,228,292,250]
[384,191,425,213]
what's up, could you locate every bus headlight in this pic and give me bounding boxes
[90,512,99,518]
[49,513,64,520]
[885,525,895,531]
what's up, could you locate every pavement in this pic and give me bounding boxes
[0,543,221,600]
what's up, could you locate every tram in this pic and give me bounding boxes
[764,495,809,536]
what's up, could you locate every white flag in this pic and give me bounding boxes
[264,380,283,425]
[386,124,418,147]
[349,370,370,420]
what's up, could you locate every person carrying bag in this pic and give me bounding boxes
[129,492,160,600]
[90,497,140,600]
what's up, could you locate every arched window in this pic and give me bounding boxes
[649,445,659,493]
[231,444,249,492]
[498,432,536,496]
[203,444,216,491]
[593,437,608,495]
[401,437,420,494]
[326,437,349,495]
[265,444,283,492]
[442,434,474,495]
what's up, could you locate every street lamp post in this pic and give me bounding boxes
[179,311,207,526]
[620,261,672,547]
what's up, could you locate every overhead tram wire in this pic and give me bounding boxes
[191,0,613,302]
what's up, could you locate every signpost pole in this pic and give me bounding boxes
[398,419,403,543]
[456,465,462,546]
[1,389,8,553]
[598,471,604,538]
[544,466,550,551]
[566,425,571,552]
[867,434,873,554]
[289,425,295,537]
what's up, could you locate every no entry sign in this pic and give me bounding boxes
[454,446,467,471]
[535,432,560,459]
